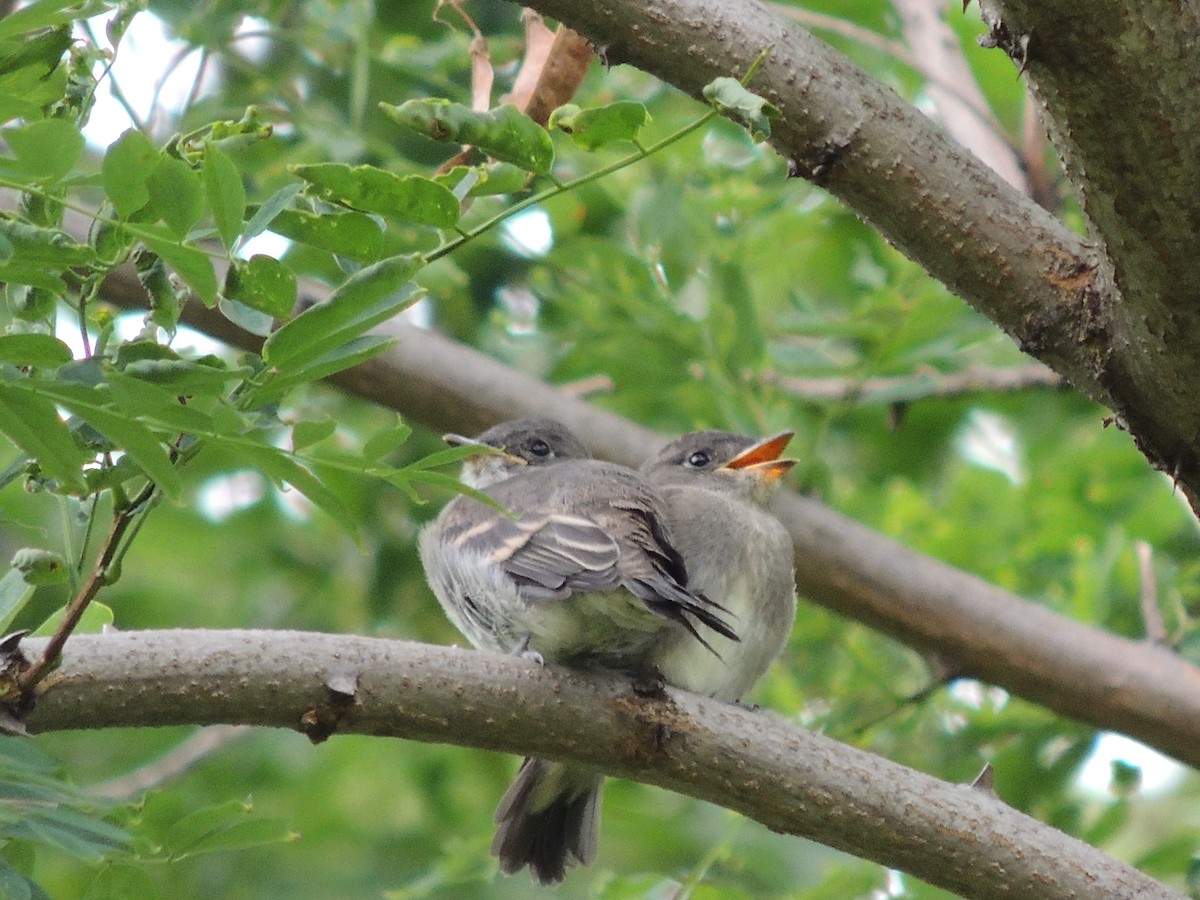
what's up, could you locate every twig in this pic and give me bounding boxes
[770,6,916,67]
[892,0,1027,192]
[90,725,250,799]
[1135,540,1168,645]
[765,363,1065,405]
[16,481,156,697]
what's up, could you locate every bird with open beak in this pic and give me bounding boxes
[639,430,798,703]
[417,419,739,885]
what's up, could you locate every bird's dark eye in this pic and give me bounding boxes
[529,439,551,457]
[686,450,710,468]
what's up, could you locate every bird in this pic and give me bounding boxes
[442,417,591,490]
[639,430,798,704]
[417,418,736,884]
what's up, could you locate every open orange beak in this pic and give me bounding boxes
[719,431,796,483]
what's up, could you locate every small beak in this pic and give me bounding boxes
[720,431,796,483]
[442,433,526,467]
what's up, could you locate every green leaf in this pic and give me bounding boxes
[3,118,83,181]
[291,418,337,451]
[170,816,296,859]
[102,130,159,218]
[238,182,302,249]
[0,860,36,900]
[0,264,67,293]
[19,806,129,860]
[262,254,422,372]
[0,568,36,633]
[134,226,218,304]
[549,101,650,150]
[702,77,780,141]
[0,334,72,368]
[10,548,67,586]
[203,142,245,250]
[146,155,204,240]
[265,208,382,262]
[0,219,94,266]
[32,601,113,637]
[30,381,183,498]
[381,100,554,175]
[223,255,296,318]
[0,2,105,43]
[121,358,243,394]
[247,334,396,407]
[82,864,157,900]
[0,382,86,492]
[232,442,357,536]
[362,418,412,461]
[160,798,250,856]
[0,93,41,127]
[105,370,216,433]
[290,164,459,228]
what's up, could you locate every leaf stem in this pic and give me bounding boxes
[422,107,719,264]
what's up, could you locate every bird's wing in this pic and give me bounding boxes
[605,498,739,646]
[493,514,625,596]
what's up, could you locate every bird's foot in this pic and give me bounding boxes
[512,634,544,667]
[631,669,667,698]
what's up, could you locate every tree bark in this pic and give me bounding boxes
[22,630,1183,900]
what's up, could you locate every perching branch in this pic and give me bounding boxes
[21,630,1183,900]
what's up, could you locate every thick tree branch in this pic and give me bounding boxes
[21,630,1182,900]
[975,0,1200,512]
[509,0,1200,512]
[88,257,1200,771]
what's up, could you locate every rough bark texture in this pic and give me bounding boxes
[977,0,1200,505]
[22,630,1183,900]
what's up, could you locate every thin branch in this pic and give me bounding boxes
[765,363,1065,404]
[770,5,916,66]
[892,0,1027,192]
[1136,540,1168,645]
[89,725,250,799]
[22,630,1183,900]
[16,487,150,697]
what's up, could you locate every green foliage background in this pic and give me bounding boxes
[0,1,1197,897]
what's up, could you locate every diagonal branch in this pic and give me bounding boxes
[21,630,1184,900]
[506,0,1200,514]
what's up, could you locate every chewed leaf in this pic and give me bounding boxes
[291,164,459,228]
[702,77,780,141]
[549,101,650,150]
[381,100,554,175]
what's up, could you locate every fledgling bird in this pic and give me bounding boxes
[442,417,591,490]
[417,418,735,884]
[640,430,798,703]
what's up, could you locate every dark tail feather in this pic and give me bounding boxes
[491,758,604,885]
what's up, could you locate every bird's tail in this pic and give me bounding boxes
[491,758,604,885]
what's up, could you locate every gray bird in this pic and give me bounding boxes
[417,419,735,884]
[442,417,591,490]
[640,430,798,703]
